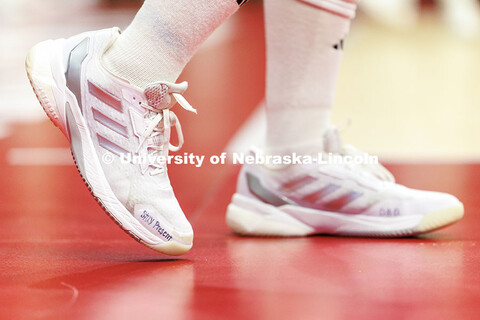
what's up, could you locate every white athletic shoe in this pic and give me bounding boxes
[226,126,464,237]
[26,28,195,255]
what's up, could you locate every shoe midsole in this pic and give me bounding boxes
[229,193,428,235]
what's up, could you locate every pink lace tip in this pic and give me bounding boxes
[144,83,170,110]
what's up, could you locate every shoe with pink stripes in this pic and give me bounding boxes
[26,28,195,255]
[226,126,464,237]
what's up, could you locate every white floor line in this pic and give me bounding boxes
[7,148,72,166]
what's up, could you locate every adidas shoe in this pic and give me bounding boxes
[226,126,464,237]
[26,28,195,255]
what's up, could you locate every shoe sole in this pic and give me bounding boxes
[226,194,464,237]
[25,41,192,255]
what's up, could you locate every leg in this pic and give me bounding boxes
[26,0,243,255]
[264,0,357,155]
[226,0,463,237]
[104,0,240,88]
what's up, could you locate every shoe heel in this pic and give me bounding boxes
[26,41,67,136]
[226,199,313,237]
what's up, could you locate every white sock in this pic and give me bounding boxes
[264,0,357,155]
[103,0,240,89]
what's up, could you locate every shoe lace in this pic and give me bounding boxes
[135,81,197,175]
[323,124,395,183]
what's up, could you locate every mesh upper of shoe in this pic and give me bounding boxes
[239,126,460,216]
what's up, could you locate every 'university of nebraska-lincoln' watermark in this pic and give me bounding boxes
[101,151,378,167]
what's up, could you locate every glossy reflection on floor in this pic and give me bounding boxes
[1,1,480,319]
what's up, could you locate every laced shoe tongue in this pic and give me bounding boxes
[323,126,343,154]
[322,125,395,182]
[141,83,172,152]
[139,81,195,160]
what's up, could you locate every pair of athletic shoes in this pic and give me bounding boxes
[26,28,463,255]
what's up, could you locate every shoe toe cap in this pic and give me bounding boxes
[408,190,463,215]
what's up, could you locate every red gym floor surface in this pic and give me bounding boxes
[1,2,480,319]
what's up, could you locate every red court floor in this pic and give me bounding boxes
[1,1,480,319]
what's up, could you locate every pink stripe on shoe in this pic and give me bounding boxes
[88,81,123,112]
[281,175,317,191]
[323,191,362,211]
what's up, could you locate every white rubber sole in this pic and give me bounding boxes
[226,194,464,237]
[26,41,192,255]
